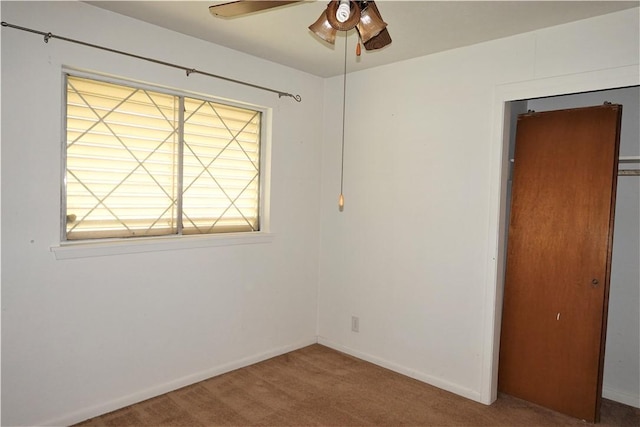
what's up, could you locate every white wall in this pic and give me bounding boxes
[1,2,323,426]
[527,87,640,407]
[318,6,639,406]
[2,2,639,426]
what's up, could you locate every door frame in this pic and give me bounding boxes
[479,65,640,405]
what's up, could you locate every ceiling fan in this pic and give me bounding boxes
[209,1,392,51]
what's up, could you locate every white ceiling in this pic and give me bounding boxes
[86,1,639,78]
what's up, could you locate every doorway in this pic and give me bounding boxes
[498,87,639,417]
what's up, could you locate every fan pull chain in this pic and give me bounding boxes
[339,33,348,212]
[356,41,361,56]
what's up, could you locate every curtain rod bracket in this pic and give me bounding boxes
[1,21,302,102]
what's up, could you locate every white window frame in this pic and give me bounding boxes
[51,69,272,260]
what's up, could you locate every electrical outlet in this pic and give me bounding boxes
[351,316,359,333]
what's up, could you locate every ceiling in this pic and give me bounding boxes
[86,1,639,78]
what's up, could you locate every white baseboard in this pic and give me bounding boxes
[603,386,640,409]
[317,337,482,403]
[39,336,632,426]
[39,337,318,427]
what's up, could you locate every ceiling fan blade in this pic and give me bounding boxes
[209,1,302,18]
[363,27,391,50]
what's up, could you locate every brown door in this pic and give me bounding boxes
[498,104,622,422]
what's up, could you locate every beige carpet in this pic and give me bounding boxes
[76,344,640,426]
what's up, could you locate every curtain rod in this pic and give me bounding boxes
[1,21,302,102]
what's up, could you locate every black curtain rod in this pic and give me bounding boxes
[1,21,302,102]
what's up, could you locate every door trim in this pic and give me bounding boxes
[480,65,640,405]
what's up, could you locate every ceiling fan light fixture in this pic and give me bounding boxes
[356,3,387,43]
[308,0,393,50]
[309,10,337,45]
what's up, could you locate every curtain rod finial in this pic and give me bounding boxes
[279,93,302,102]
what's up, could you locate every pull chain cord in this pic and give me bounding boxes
[339,33,348,212]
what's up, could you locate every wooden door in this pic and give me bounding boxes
[498,104,622,422]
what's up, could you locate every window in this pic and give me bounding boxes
[64,75,262,241]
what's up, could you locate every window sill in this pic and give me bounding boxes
[50,232,274,260]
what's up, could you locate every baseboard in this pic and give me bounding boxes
[317,337,482,403]
[38,337,318,427]
[34,337,638,426]
[603,386,640,409]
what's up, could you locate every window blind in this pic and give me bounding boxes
[65,75,261,240]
